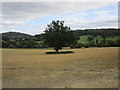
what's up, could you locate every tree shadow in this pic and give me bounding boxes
[45,51,74,54]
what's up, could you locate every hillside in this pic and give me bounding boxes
[0,32,32,38]
[1,28,120,48]
[73,28,119,38]
[1,28,119,38]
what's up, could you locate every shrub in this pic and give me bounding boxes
[84,44,89,48]
[70,45,74,49]
[75,43,82,48]
[2,40,9,48]
[70,43,82,49]
[9,45,14,48]
[89,41,96,47]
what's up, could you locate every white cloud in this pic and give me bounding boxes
[1,0,119,2]
[2,2,115,21]
[2,20,25,28]
[64,8,118,29]
[1,2,118,34]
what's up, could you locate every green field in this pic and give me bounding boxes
[106,36,120,41]
[78,35,91,44]
[77,35,120,44]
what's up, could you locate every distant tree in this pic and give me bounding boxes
[89,41,95,47]
[84,43,89,48]
[44,20,76,52]
[9,45,14,48]
[25,40,36,48]
[102,37,106,45]
[2,37,9,41]
[105,40,115,47]
[75,43,82,48]
[116,39,120,47]
[8,40,17,48]
[2,40,9,48]
[96,39,99,45]
[88,36,93,41]
[16,42,23,48]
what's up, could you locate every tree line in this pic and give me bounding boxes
[1,20,120,50]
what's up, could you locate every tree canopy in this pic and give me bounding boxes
[44,20,76,52]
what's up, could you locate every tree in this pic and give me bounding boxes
[25,40,36,48]
[2,40,9,48]
[96,39,99,45]
[44,20,76,52]
[8,40,17,48]
[88,36,93,41]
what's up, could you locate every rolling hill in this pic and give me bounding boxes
[0,32,32,38]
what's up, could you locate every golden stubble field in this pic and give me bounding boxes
[2,47,118,88]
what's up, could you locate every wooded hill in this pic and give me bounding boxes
[0,32,32,38]
[1,28,120,48]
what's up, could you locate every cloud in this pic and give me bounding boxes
[1,2,118,34]
[64,5,118,29]
[2,20,25,28]
[1,0,119,2]
[2,2,115,21]
[64,15,118,29]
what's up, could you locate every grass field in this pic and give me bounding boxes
[77,35,120,44]
[2,47,118,88]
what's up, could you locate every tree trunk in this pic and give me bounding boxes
[56,49,58,52]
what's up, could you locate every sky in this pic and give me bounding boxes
[1,2,118,35]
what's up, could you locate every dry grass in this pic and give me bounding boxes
[2,47,118,88]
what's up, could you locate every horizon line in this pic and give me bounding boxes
[1,27,119,36]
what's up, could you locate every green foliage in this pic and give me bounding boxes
[89,41,96,47]
[1,27,119,48]
[44,20,76,51]
[93,35,103,43]
[106,36,120,41]
[77,35,120,47]
[73,28,119,38]
[84,43,89,48]
[2,40,9,48]
[9,45,14,48]
[2,32,31,39]
[70,43,82,49]
[88,36,93,41]
[16,42,24,48]
[25,40,36,48]
[8,40,17,48]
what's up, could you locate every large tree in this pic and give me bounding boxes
[44,20,76,52]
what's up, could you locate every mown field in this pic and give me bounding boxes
[77,35,120,44]
[2,47,118,88]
